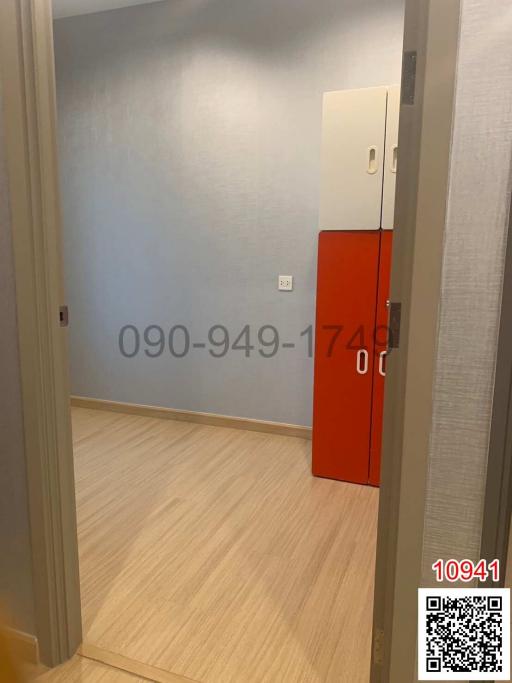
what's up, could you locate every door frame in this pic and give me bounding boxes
[480,195,512,584]
[370,0,462,680]
[0,0,466,676]
[0,0,81,667]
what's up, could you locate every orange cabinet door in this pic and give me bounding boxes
[368,231,393,486]
[312,231,380,484]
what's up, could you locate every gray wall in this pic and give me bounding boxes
[0,83,36,634]
[54,0,404,426]
[421,0,512,584]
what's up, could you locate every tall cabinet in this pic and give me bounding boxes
[312,85,399,486]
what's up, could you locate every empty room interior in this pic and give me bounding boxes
[41,0,405,680]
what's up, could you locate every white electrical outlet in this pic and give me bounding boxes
[278,275,293,291]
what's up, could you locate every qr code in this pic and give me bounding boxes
[418,588,510,680]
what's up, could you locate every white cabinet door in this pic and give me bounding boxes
[319,86,387,231]
[382,85,400,230]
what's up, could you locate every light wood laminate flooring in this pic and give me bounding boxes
[43,408,379,682]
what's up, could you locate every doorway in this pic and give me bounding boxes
[46,0,404,680]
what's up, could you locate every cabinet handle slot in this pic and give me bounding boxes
[391,145,398,173]
[356,349,369,375]
[379,351,387,376]
[367,146,378,175]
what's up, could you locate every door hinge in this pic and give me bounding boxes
[59,305,69,327]
[387,301,402,350]
[373,627,385,666]
[401,50,417,105]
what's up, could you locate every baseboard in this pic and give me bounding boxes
[79,643,199,683]
[70,396,312,440]
[3,627,39,666]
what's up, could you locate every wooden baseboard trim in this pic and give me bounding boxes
[71,396,312,440]
[79,643,200,683]
[2,627,39,666]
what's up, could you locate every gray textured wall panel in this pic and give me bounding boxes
[422,0,512,584]
[0,84,36,633]
[54,0,404,425]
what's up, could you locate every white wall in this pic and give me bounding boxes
[54,0,404,426]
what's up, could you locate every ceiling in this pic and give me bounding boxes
[52,0,165,19]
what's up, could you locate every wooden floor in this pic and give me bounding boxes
[41,407,379,682]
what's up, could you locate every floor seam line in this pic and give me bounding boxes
[78,642,202,683]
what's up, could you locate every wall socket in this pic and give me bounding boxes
[278,275,293,291]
